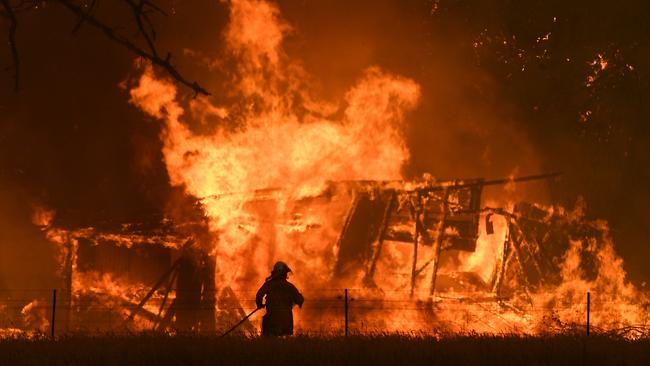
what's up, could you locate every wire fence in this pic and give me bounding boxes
[0,288,648,338]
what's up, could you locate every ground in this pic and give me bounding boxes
[0,334,649,365]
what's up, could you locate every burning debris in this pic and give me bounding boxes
[5,171,643,338]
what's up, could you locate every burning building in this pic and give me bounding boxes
[19,170,646,337]
[1,0,648,338]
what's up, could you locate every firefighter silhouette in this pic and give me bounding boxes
[255,261,304,336]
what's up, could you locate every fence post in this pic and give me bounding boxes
[51,289,57,339]
[586,291,590,337]
[344,288,349,337]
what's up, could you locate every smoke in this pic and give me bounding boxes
[0,184,59,309]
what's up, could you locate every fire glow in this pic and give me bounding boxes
[7,0,648,337]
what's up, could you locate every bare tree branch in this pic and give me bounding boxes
[56,0,210,95]
[55,0,209,96]
[71,0,97,34]
[1,0,20,92]
[1,0,209,95]
[124,0,158,57]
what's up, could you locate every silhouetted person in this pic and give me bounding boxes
[255,261,304,336]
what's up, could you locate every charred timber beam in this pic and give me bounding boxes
[414,257,433,277]
[409,230,418,297]
[477,172,561,189]
[125,238,196,323]
[429,188,450,297]
[336,193,359,248]
[126,257,181,323]
[332,172,561,194]
[417,172,561,193]
[156,298,177,331]
[504,220,534,299]
[196,172,561,201]
[510,221,544,286]
[82,294,163,327]
[122,300,162,325]
[333,193,361,274]
[409,194,421,297]
[364,190,397,287]
[155,267,178,324]
[491,220,512,296]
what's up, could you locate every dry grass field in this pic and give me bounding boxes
[0,333,649,366]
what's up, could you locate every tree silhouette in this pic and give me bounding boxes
[1,0,209,95]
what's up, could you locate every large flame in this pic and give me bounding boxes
[6,0,642,338]
[129,0,420,306]
[124,0,650,336]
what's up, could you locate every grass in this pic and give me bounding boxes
[1,333,650,365]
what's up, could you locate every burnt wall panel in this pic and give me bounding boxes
[77,239,172,284]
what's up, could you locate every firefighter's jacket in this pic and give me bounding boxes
[255,277,304,336]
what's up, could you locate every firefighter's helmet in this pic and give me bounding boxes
[272,261,292,274]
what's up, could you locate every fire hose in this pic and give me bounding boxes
[220,306,263,337]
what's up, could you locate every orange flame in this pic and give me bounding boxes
[129,0,421,310]
[23,0,641,337]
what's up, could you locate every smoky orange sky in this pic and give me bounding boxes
[0,0,648,287]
